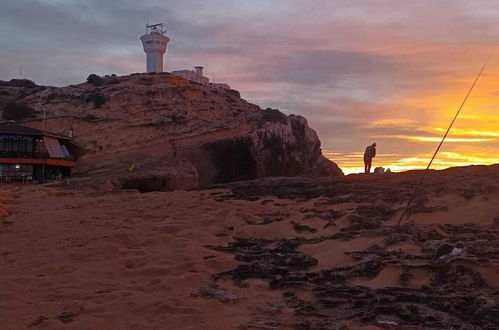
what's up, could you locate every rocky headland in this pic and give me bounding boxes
[0,74,342,191]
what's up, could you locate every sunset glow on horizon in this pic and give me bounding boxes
[1,0,499,174]
[326,150,499,175]
[325,60,499,174]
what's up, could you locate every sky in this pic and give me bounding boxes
[1,0,499,174]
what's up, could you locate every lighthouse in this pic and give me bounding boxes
[140,23,170,73]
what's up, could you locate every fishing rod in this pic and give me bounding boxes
[397,45,496,226]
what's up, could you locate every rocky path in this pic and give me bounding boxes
[204,166,499,329]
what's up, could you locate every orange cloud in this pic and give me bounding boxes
[377,135,494,143]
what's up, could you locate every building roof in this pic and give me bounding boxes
[171,70,192,74]
[0,122,88,160]
[0,123,71,140]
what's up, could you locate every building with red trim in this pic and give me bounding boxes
[0,123,86,183]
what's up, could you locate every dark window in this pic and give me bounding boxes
[0,134,37,157]
[0,163,33,182]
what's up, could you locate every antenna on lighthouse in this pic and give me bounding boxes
[146,23,166,34]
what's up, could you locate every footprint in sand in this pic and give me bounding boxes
[153,301,202,315]
[168,238,188,249]
[122,258,147,269]
[157,224,183,234]
[55,264,78,275]
[141,266,171,277]
[93,242,124,259]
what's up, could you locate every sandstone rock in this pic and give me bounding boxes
[0,73,343,190]
[119,158,198,192]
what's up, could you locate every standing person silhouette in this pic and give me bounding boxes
[364,143,376,174]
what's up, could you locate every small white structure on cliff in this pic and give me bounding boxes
[210,82,231,90]
[172,66,232,90]
[140,23,170,73]
[171,66,209,85]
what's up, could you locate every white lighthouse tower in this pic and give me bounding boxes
[140,23,170,73]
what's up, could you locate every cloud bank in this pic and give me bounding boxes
[1,0,499,173]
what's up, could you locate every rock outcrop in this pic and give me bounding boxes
[0,74,342,190]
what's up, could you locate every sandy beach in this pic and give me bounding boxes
[1,165,499,329]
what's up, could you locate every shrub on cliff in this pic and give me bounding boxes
[261,108,288,125]
[0,79,37,88]
[82,90,108,108]
[104,77,119,85]
[1,102,37,121]
[86,74,104,86]
[226,89,240,98]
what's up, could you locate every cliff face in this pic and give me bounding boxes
[0,74,342,190]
